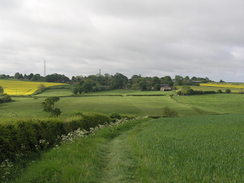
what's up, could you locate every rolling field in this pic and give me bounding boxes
[35,89,171,97]
[9,115,244,183]
[35,84,244,97]
[36,88,73,97]
[177,85,244,93]
[2,84,244,183]
[173,94,244,114]
[200,83,244,92]
[0,95,198,118]
[1,93,244,119]
[83,89,173,96]
[0,80,67,95]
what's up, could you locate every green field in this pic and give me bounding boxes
[33,84,244,98]
[173,94,244,114]
[2,84,244,183]
[0,96,196,118]
[36,88,73,97]
[34,85,244,98]
[83,89,172,96]
[9,115,244,183]
[1,93,244,119]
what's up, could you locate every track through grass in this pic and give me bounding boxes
[10,115,244,183]
[9,118,145,183]
[100,132,136,183]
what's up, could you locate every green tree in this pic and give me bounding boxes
[161,76,173,86]
[152,77,161,90]
[32,74,42,81]
[82,79,96,93]
[139,79,147,91]
[45,73,70,83]
[14,72,23,79]
[42,97,62,117]
[174,75,184,85]
[111,73,128,89]
[129,75,142,90]
[178,86,194,95]
[217,89,223,93]
[225,89,231,93]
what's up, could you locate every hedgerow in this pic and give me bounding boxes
[0,113,112,163]
[177,86,216,95]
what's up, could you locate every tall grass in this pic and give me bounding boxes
[8,118,145,183]
[8,115,244,183]
[126,115,244,182]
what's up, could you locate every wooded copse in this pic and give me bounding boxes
[71,74,211,94]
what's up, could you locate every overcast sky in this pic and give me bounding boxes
[0,0,244,81]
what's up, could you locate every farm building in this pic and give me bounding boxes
[160,84,172,91]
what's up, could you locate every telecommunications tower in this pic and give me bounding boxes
[99,69,101,76]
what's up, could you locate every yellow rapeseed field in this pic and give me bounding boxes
[0,80,67,95]
[200,83,244,89]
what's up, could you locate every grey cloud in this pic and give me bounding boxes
[0,0,244,81]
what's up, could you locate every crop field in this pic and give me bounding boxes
[2,84,244,183]
[173,94,244,114]
[200,83,244,91]
[177,85,244,93]
[9,115,244,183]
[36,88,73,97]
[0,80,67,95]
[0,95,199,119]
[35,84,244,97]
[84,89,173,96]
[35,88,172,97]
[1,93,244,119]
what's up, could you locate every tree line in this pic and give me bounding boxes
[71,74,211,94]
[0,72,212,93]
[0,73,70,83]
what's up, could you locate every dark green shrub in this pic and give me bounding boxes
[177,88,216,96]
[110,112,122,120]
[0,113,111,162]
[217,89,223,93]
[42,97,62,117]
[0,94,12,103]
[163,107,178,117]
[81,113,111,130]
[225,89,231,93]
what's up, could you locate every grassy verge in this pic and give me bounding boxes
[9,114,244,183]
[9,118,147,183]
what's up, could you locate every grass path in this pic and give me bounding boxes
[100,131,136,183]
[9,118,146,183]
[9,115,244,183]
